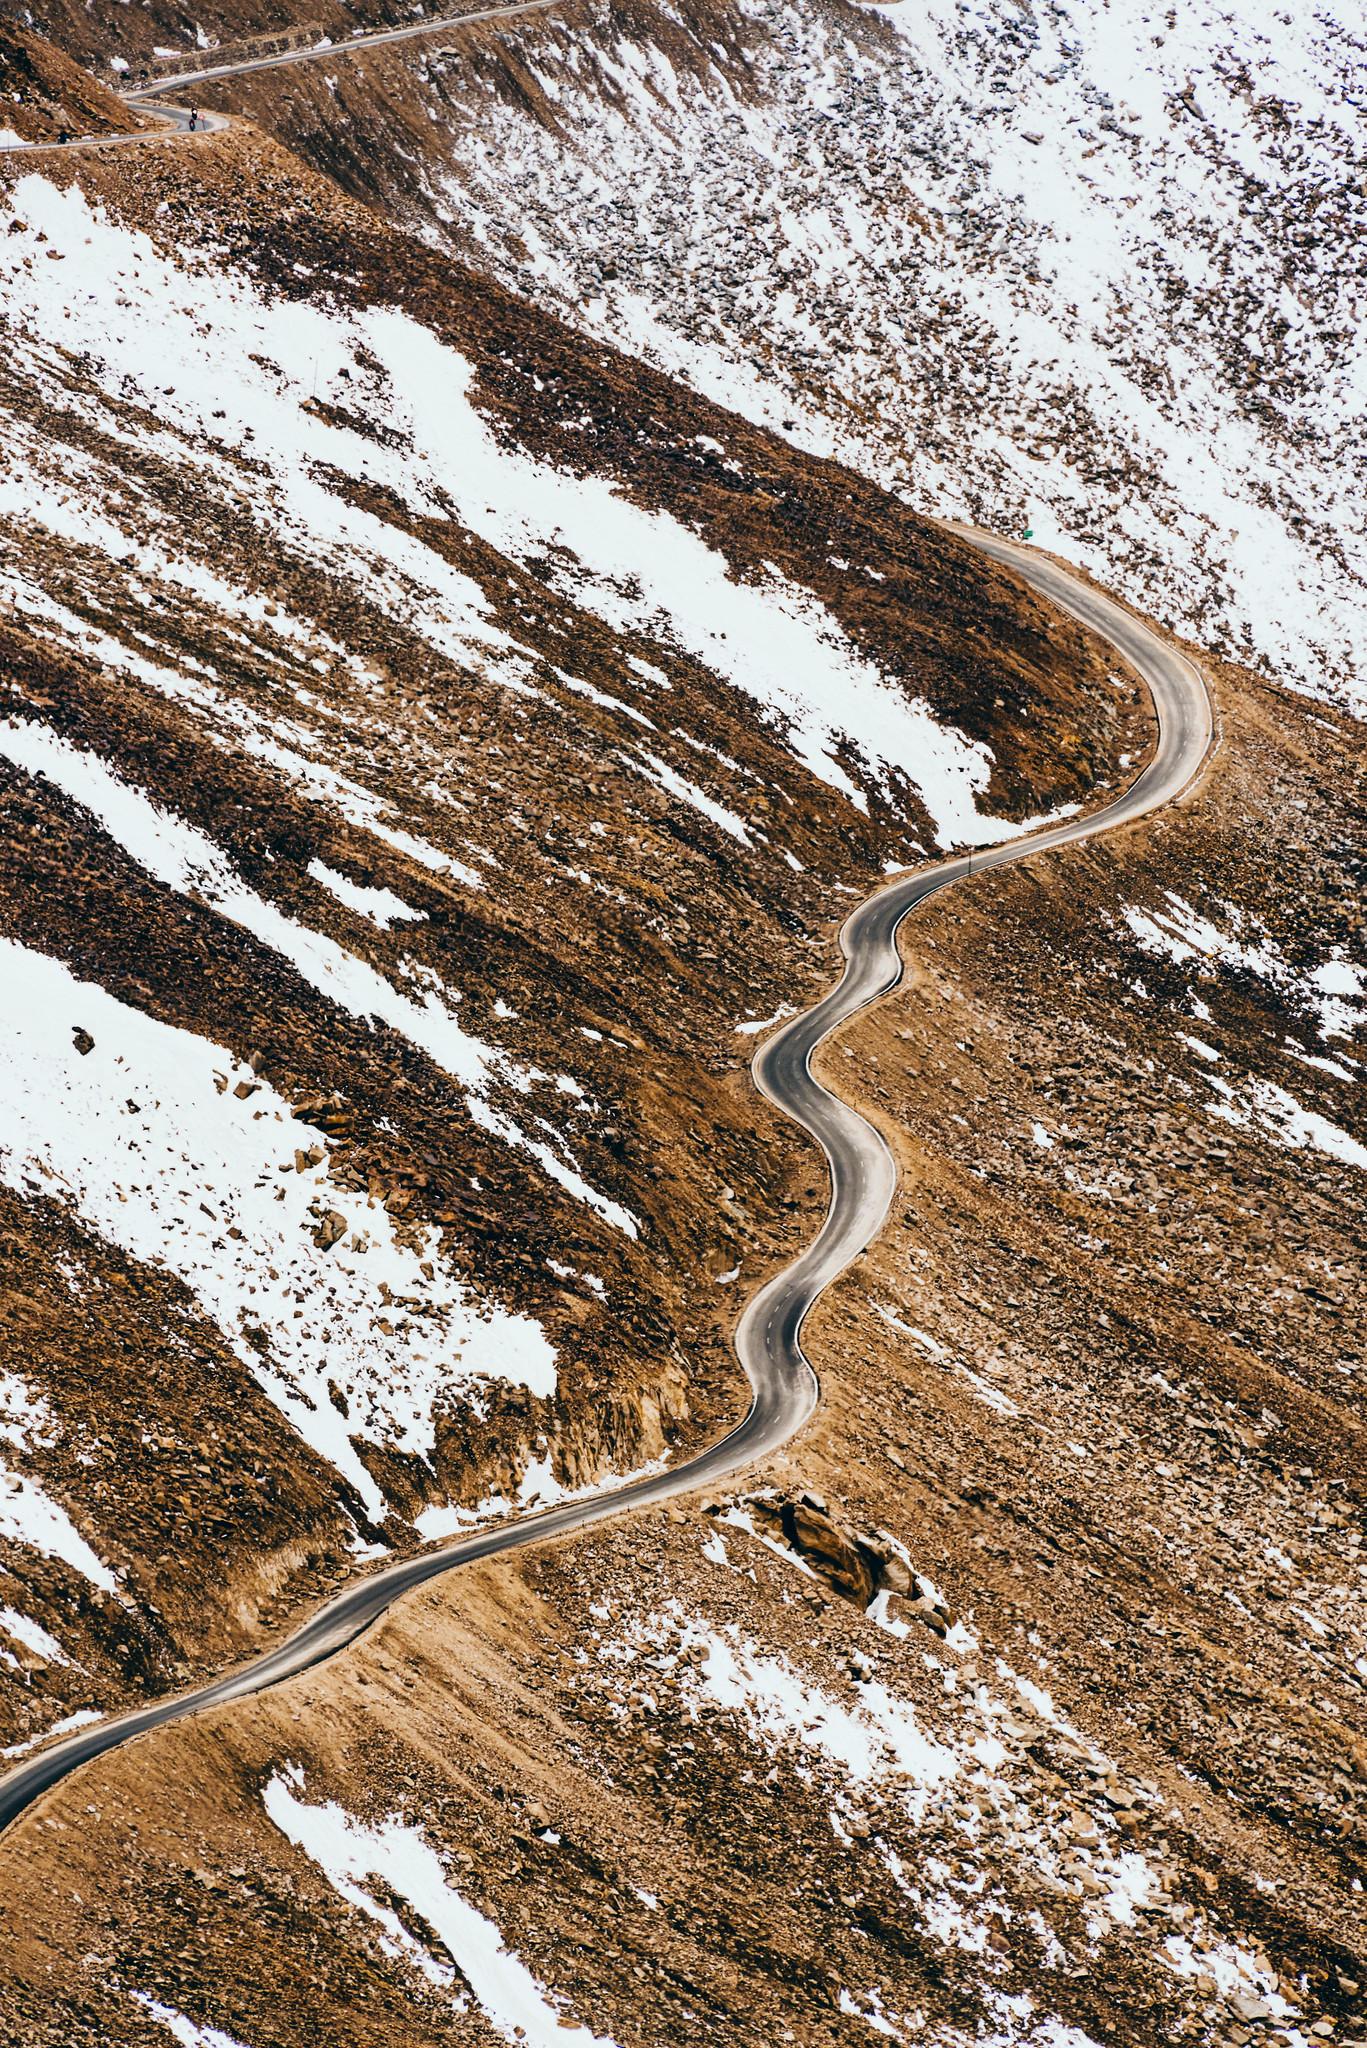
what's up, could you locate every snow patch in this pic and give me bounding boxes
[263,1767,619,2046]
[0,937,558,1523]
[307,860,427,930]
[0,1372,118,1591]
[0,176,1048,846]
[134,1995,254,2048]
[0,717,633,1238]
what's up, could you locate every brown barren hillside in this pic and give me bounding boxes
[0,12,1363,2048]
[0,118,1142,1756]
[0,26,151,140]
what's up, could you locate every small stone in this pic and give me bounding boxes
[314,1209,348,1251]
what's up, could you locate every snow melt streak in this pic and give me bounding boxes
[263,1767,619,2047]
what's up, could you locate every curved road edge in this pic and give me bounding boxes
[0,540,1213,1838]
[0,0,573,158]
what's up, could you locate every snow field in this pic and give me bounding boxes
[2,173,1040,846]
[0,935,559,1524]
[134,1997,254,2048]
[0,714,635,1239]
[1119,892,1364,1171]
[263,1765,620,2047]
[0,491,488,896]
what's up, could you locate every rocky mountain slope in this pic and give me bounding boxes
[0,4,1363,2047]
[0,119,1134,1760]
[124,0,1367,713]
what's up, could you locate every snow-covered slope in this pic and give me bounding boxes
[0,15,1363,2048]
[0,128,1139,1752]
[358,0,1367,711]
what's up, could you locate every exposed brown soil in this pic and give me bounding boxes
[0,25,1362,2048]
[0,26,148,140]
[0,623,1362,2048]
[0,117,1148,1759]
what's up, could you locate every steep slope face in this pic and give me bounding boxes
[0,127,1137,1759]
[2,651,1362,2048]
[14,0,407,70]
[0,15,1362,2048]
[0,26,149,140]
[180,0,1367,712]
[1,580,1360,2048]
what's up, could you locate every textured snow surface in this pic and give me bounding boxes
[0,173,1040,846]
[440,0,1367,710]
[699,1628,959,1797]
[1123,895,1282,985]
[263,1767,620,2046]
[0,1370,118,1591]
[1115,892,1364,1168]
[0,935,559,1523]
[306,860,427,930]
[604,1601,962,1817]
[0,715,635,1241]
[1124,895,1366,1046]
[1204,1073,1367,1172]
[838,1982,1106,2048]
[0,1605,68,1667]
[0,508,488,896]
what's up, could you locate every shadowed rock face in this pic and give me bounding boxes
[781,1493,878,1606]
[755,1493,957,1629]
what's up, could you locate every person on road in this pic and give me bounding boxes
[187,110,199,131]
[57,127,70,145]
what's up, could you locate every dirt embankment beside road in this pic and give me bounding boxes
[0,27,148,140]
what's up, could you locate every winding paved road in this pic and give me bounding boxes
[0,0,572,156]
[0,0,1214,1840]
[0,532,1211,1835]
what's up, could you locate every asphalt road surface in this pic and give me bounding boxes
[0,531,1211,1835]
[0,0,571,154]
[0,100,229,155]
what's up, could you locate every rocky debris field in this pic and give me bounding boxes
[0,541,1361,2047]
[0,27,148,142]
[16,0,414,72]
[0,6,1361,2046]
[185,0,1367,714]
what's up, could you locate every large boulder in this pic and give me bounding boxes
[779,1493,877,1606]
